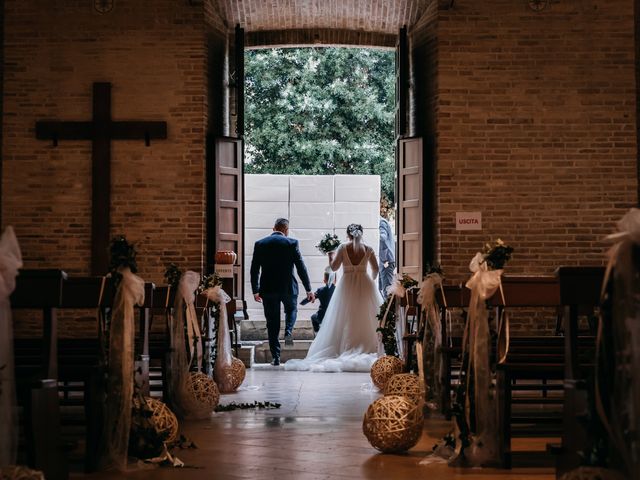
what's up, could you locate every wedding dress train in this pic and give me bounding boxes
[285,244,383,372]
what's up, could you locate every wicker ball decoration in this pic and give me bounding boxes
[362,395,424,453]
[370,355,404,390]
[384,373,425,406]
[560,467,626,480]
[133,397,180,444]
[189,371,220,410]
[217,357,246,393]
[0,466,45,480]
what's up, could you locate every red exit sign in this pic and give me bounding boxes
[455,212,482,231]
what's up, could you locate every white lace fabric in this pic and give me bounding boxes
[0,227,22,468]
[285,243,383,372]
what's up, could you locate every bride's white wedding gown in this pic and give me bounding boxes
[285,244,383,372]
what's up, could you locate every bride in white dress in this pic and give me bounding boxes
[285,224,384,372]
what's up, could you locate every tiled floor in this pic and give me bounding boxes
[75,368,555,479]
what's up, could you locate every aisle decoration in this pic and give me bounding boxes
[215,401,281,412]
[362,395,424,453]
[370,355,403,390]
[166,267,215,419]
[201,274,245,392]
[383,373,425,407]
[100,236,146,470]
[0,227,22,468]
[188,372,220,411]
[415,265,445,407]
[596,208,640,478]
[129,395,180,461]
[376,273,418,358]
[0,465,45,480]
[316,233,341,254]
[450,239,513,467]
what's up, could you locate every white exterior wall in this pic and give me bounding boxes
[244,174,381,321]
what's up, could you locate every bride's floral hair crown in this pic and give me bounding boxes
[346,223,364,239]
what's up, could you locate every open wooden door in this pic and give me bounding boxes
[207,136,244,301]
[397,137,423,280]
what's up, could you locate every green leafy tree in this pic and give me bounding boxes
[245,47,395,205]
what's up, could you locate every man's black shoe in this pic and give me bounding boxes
[285,334,294,346]
[271,358,280,366]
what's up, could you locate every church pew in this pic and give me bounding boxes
[14,276,154,472]
[552,266,604,477]
[492,276,596,468]
[10,269,69,480]
[435,284,470,418]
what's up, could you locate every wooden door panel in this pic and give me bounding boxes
[398,137,423,280]
[210,136,244,300]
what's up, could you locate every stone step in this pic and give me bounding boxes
[236,344,255,368]
[240,319,315,341]
[252,340,313,364]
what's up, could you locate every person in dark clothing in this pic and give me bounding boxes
[311,268,336,334]
[250,218,314,366]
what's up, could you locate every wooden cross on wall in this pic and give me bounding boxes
[36,82,167,275]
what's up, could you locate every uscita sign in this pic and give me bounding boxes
[455,212,482,231]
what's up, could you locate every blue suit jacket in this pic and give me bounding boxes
[250,232,312,296]
[379,217,396,265]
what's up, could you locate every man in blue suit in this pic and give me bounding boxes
[250,218,314,365]
[379,215,396,296]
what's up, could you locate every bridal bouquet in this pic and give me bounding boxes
[316,233,341,254]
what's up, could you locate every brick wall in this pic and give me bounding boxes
[3,0,212,335]
[426,0,637,281]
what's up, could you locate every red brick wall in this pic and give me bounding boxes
[431,0,637,281]
[2,1,211,335]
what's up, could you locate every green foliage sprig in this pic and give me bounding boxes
[164,263,183,289]
[400,273,419,289]
[214,401,281,412]
[109,235,138,274]
[376,296,398,357]
[482,238,514,270]
[316,233,341,254]
[199,272,223,292]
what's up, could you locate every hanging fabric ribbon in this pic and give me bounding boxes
[179,272,202,371]
[0,227,22,468]
[416,272,444,404]
[596,208,640,477]
[100,267,145,470]
[167,270,210,419]
[458,252,503,466]
[204,285,234,392]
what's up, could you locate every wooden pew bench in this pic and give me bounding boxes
[13,275,154,472]
[10,269,68,480]
[493,275,596,468]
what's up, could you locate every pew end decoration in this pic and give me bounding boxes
[130,396,179,459]
[188,372,220,412]
[415,264,445,408]
[0,466,45,480]
[370,355,404,390]
[0,227,22,468]
[362,395,424,453]
[100,235,146,470]
[376,273,418,358]
[202,277,243,393]
[383,373,425,407]
[450,238,513,467]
